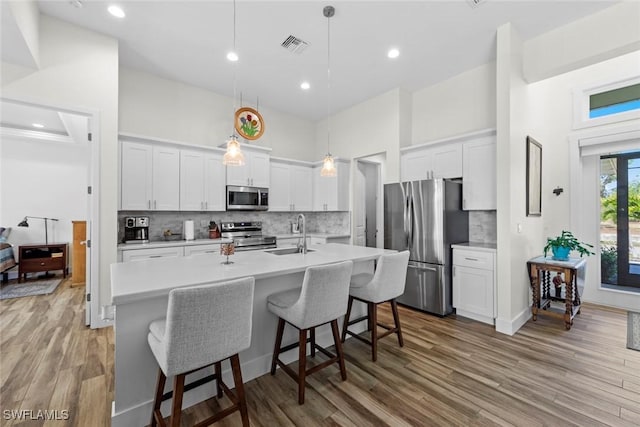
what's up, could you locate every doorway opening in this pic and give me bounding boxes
[600,151,640,289]
[354,155,384,248]
[0,97,100,326]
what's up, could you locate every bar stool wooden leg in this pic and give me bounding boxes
[271,318,285,375]
[214,361,223,398]
[230,354,250,427]
[169,373,185,427]
[391,299,404,347]
[310,328,316,357]
[331,320,347,380]
[150,367,166,427]
[370,302,378,362]
[298,328,307,404]
[341,296,354,342]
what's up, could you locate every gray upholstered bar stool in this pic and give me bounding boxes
[267,261,353,404]
[341,251,410,361]
[148,277,255,427]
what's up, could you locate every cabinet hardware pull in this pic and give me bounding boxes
[154,200,157,209]
[465,257,479,261]
[149,255,162,258]
[148,200,151,209]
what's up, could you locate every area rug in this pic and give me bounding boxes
[629,312,640,351]
[0,278,62,300]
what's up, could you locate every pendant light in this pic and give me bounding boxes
[320,5,337,177]
[223,0,245,166]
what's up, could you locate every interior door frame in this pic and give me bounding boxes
[353,155,384,248]
[1,96,101,328]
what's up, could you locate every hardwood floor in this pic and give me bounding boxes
[1,278,639,426]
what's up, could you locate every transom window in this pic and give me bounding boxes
[590,83,640,118]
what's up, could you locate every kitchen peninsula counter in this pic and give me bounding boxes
[110,244,389,426]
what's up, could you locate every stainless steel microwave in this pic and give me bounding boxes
[226,185,269,211]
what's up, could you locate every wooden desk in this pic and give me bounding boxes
[527,256,587,330]
[18,243,68,283]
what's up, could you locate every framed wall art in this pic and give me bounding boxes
[234,107,265,140]
[526,136,542,216]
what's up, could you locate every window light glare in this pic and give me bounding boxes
[227,51,239,62]
[387,48,400,59]
[300,81,310,90]
[108,5,125,18]
[32,123,44,128]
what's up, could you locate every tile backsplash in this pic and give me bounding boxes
[118,211,351,242]
[469,211,497,244]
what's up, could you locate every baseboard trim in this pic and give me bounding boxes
[495,306,530,336]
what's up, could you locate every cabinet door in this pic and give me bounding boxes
[431,143,462,178]
[312,167,328,211]
[184,244,220,256]
[152,146,180,210]
[180,150,205,211]
[291,165,313,211]
[121,141,153,210]
[401,150,432,182]
[121,246,184,262]
[250,151,271,188]
[204,152,225,211]
[269,162,292,211]
[453,265,494,318]
[226,161,250,186]
[462,137,496,210]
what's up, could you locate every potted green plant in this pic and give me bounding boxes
[543,230,595,260]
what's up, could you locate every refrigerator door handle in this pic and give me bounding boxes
[403,183,411,249]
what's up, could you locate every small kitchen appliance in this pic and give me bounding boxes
[124,216,150,243]
[226,186,269,211]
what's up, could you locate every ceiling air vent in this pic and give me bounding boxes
[281,35,309,54]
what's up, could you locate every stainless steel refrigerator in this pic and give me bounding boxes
[384,179,468,316]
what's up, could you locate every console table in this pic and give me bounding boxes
[527,256,586,330]
[18,243,68,283]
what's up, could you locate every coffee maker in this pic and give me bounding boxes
[124,216,149,243]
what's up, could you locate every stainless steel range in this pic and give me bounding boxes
[220,221,277,251]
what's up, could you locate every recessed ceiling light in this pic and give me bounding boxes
[300,81,310,90]
[227,51,239,62]
[108,5,125,18]
[387,48,400,59]
[32,123,44,128]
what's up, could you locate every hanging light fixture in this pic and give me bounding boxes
[223,0,245,166]
[320,5,337,177]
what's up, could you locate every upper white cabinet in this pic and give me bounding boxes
[313,160,350,211]
[401,142,462,182]
[180,150,226,211]
[270,159,313,211]
[226,145,271,188]
[462,135,496,210]
[121,140,179,211]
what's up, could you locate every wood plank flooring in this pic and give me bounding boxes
[1,277,639,426]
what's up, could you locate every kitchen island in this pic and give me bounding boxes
[110,243,390,426]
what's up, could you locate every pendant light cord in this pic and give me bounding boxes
[232,0,237,136]
[326,9,331,155]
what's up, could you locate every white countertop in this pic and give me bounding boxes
[111,243,389,305]
[117,238,231,251]
[274,233,351,239]
[451,242,497,252]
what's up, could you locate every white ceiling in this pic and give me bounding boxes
[16,1,618,120]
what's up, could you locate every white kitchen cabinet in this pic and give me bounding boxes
[184,244,221,256]
[121,140,180,211]
[270,160,313,211]
[121,246,184,262]
[452,247,496,325]
[462,135,496,210]
[312,160,350,211]
[226,145,271,188]
[180,149,225,211]
[401,142,462,182]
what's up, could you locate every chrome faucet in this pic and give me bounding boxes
[296,213,307,254]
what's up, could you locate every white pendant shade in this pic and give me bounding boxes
[223,135,245,166]
[320,153,336,177]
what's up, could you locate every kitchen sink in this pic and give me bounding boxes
[265,248,315,255]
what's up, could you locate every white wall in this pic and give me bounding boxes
[0,137,88,265]
[524,2,640,83]
[7,0,40,68]
[315,88,401,183]
[1,14,119,315]
[119,68,317,161]
[412,62,496,144]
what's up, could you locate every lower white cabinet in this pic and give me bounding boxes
[121,246,184,262]
[184,244,221,256]
[452,247,496,325]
